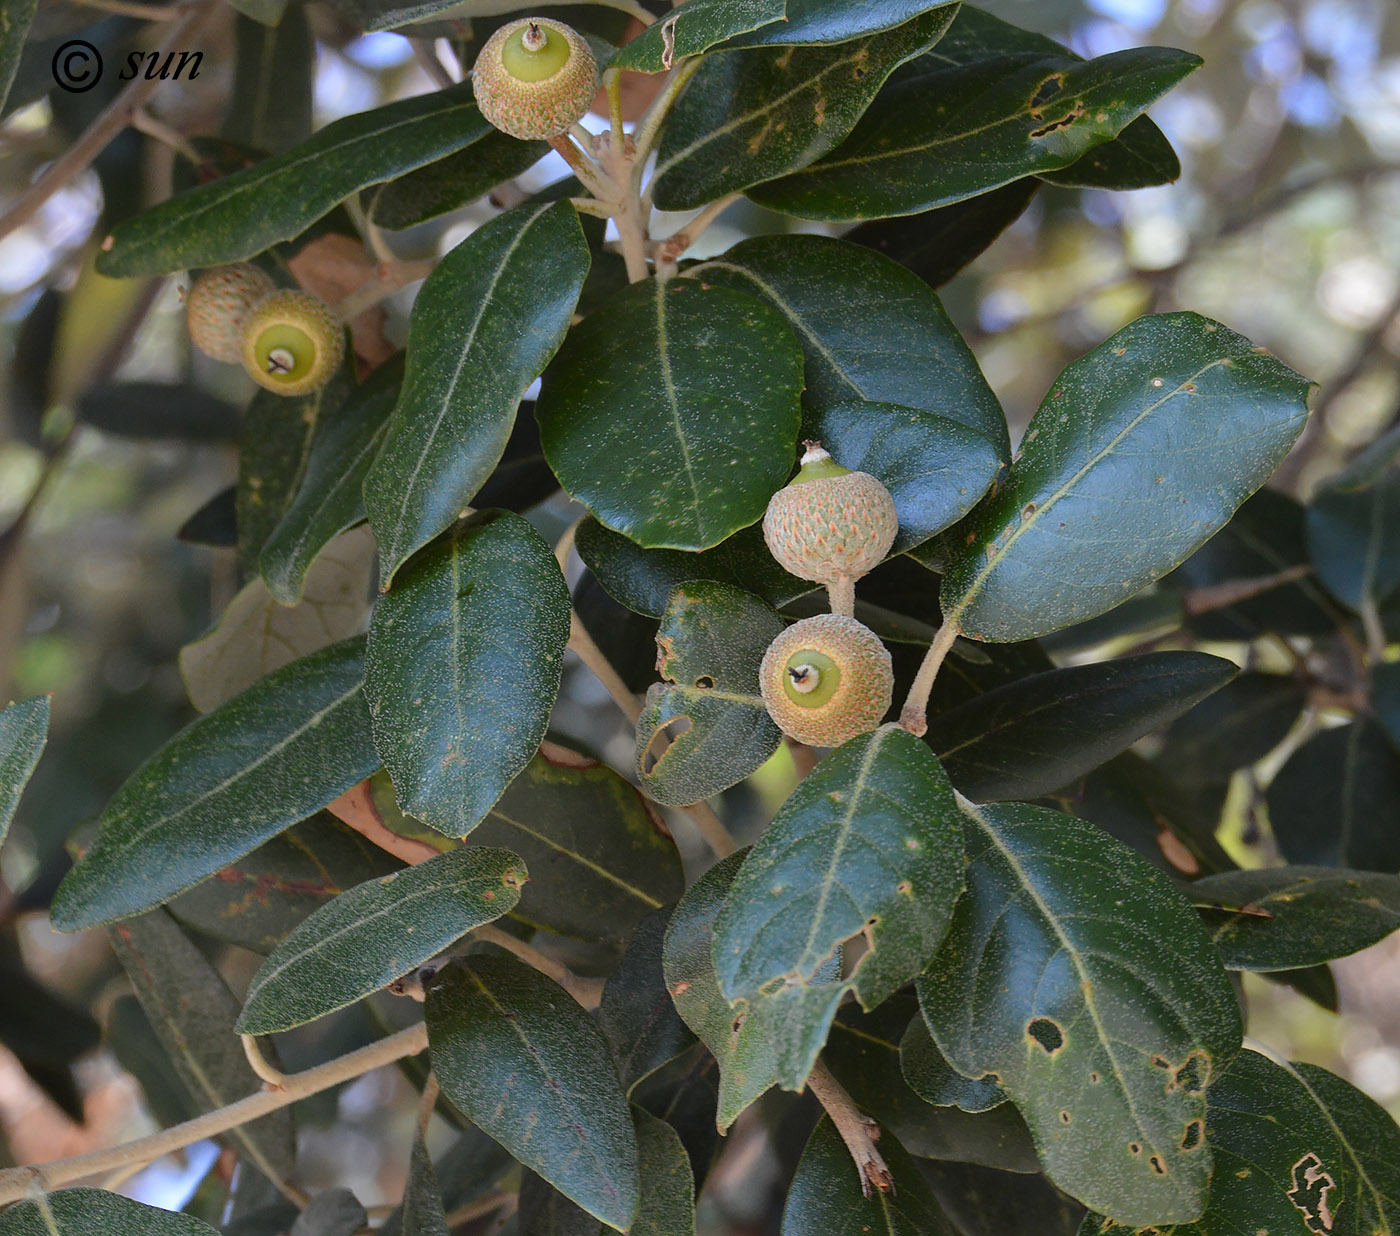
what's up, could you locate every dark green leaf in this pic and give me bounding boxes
[370,133,549,230]
[237,847,525,1033]
[599,909,698,1095]
[1376,661,1400,750]
[98,83,489,276]
[925,651,1239,802]
[427,953,639,1229]
[537,276,803,551]
[919,801,1242,1225]
[379,1127,511,1236]
[1157,670,1306,788]
[260,357,402,605]
[178,485,238,548]
[664,852,845,1128]
[715,726,964,1011]
[168,812,402,954]
[0,0,35,116]
[844,179,1039,289]
[1083,1049,1400,1236]
[575,517,810,618]
[0,694,47,848]
[364,202,588,582]
[105,994,200,1129]
[1267,720,1400,871]
[1306,426,1400,611]
[1190,866,1400,971]
[1039,114,1180,190]
[749,47,1201,220]
[939,313,1313,643]
[782,1118,956,1234]
[78,382,241,442]
[698,233,1009,455]
[110,909,295,1183]
[51,637,377,931]
[229,7,313,154]
[900,1012,1006,1114]
[365,511,570,837]
[922,1160,1085,1236]
[289,1191,366,1236]
[0,1189,220,1236]
[1265,963,1340,1014]
[721,0,959,47]
[652,7,958,210]
[610,0,786,72]
[636,581,784,807]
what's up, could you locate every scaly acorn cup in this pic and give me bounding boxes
[762,442,899,587]
[185,263,276,363]
[240,289,344,397]
[472,17,598,141]
[759,614,894,748]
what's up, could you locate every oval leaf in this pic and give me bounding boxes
[237,846,526,1033]
[1305,425,1400,611]
[365,511,571,838]
[0,694,47,848]
[364,200,589,582]
[426,952,640,1229]
[940,313,1313,643]
[0,1189,220,1236]
[918,801,1243,1226]
[537,276,803,551]
[52,637,378,931]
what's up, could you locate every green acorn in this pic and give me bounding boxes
[472,17,598,140]
[759,614,894,747]
[185,263,276,363]
[240,289,344,397]
[763,442,899,586]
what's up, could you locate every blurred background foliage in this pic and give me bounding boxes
[2,0,1400,1227]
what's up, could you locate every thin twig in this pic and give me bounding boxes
[71,0,180,18]
[806,1059,892,1196]
[472,924,605,1007]
[652,191,740,277]
[240,1035,290,1090]
[409,37,455,88]
[445,1191,518,1228]
[899,619,961,736]
[130,106,201,163]
[681,801,737,858]
[0,1024,430,1206]
[569,614,643,724]
[415,1073,439,1141]
[631,58,700,178]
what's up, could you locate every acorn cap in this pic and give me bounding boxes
[240,289,344,397]
[473,17,599,141]
[186,263,275,363]
[759,614,893,748]
[763,443,899,585]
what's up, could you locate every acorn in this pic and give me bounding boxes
[185,263,276,363]
[759,614,894,748]
[763,443,899,588]
[472,17,598,140]
[240,289,344,396]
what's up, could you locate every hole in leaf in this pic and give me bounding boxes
[1174,1052,1211,1095]
[1129,1142,1142,1156]
[729,1010,746,1045]
[1030,72,1064,109]
[1059,1110,1071,1124]
[694,674,714,689]
[641,716,692,774]
[1149,1155,1167,1176]
[1089,1071,1101,1084]
[1181,1119,1204,1151]
[1027,1018,1064,1054]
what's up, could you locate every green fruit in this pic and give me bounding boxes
[759,614,894,747]
[240,290,344,397]
[763,442,899,585]
[472,17,598,140]
[185,263,275,363]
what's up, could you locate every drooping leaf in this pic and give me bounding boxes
[260,359,401,605]
[652,7,959,210]
[0,1189,221,1236]
[51,637,378,931]
[749,46,1201,220]
[426,952,640,1229]
[1039,113,1180,190]
[576,517,810,618]
[636,581,785,807]
[714,726,964,1011]
[923,1160,1085,1236]
[77,381,241,442]
[919,801,1243,1225]
[0,0,35,116]
[237,847,525,1033]
[363,201,588,582]
[109,909,295,1183]
[365,512,570,837]
[105,994,200,1130]
[938,313,1313,643]
[97,83,489,276]
[289,1191,366,1236]
[1155,670,1306,789]
[782,1117,957,1234]
[664,851,846,1128]
[229,6,313,154]
[178,485,239,547]
[610,0,787,72]
[1267,720,1400,872]
[370,131,548,230]
[721,0,959,47]
[398,1136,449,1236]
[378,1126,511,1236]
[1190,865,1400,971]
[1082,1049,1400,1236]
[925,652,1239,802]
[0,694,48,848]
[1376,661,1400,750]
[1305,424,1400,611]
[598,909,698,1096]
[698,233,1009,455]
[900,1012,1006,1114]
[536,276,803,551]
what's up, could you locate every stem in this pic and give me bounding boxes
[826,577,855,618]
[806,1059,892,1196]
[604,67,626,150]
[899,618,961,737]
[631,58,700,175]
[681,801,737,859]
[446,1191,518,1227]
[570,196,617,219]
[569,614,643,723]
[1361,597,1387,664]
[409,37,455,88]
[473,924,605,1007]
[415,1073,439,1140]
[652,192,740,276]
[0,1024,430,1206]
[130,106,201,163]
[70,0,179,18]
[240,1036,290,1090]
[547,134,613,201]
[1,0,219,249]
